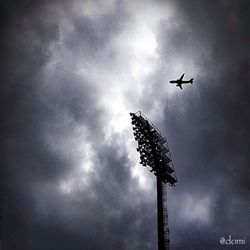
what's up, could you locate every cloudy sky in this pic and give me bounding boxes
[1,0,249,249]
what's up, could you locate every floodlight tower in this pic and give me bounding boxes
[130,111,177,250]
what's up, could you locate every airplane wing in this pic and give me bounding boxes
[179,73,184,81]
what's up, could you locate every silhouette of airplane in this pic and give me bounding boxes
[169,74,193,89]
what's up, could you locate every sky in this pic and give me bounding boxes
[0,0,249,249]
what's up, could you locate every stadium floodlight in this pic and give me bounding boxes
[130,111,177,250]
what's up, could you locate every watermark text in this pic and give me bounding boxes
[220,235,246,245]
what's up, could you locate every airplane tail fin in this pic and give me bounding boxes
[190,78,193,84]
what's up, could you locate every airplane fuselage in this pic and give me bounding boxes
[169,80,192,84]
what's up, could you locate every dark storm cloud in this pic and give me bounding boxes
[0,1,156,250]
[0,1,33,31]
[156,0,250,248]
[23,141,157,250]
[0,2,70,249]
[1,0,249,250]
[62,2,132,57]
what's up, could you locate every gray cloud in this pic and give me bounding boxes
[0,1,155,250]
[158,1,250,248]
[1,0,249,250]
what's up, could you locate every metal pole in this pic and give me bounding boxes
[157,175,170,250]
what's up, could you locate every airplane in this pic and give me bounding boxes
[169,73,193,89]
